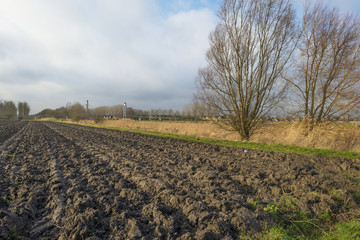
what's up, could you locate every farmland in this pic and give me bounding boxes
[1,121,360,239]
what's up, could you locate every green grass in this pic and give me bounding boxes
[319,220,360,240]
[259,201,360,240]
[260,226,291,240]
[53,121,360,160]
[6,225,21,240]
[2,195,11,206]
[260,221,360,240]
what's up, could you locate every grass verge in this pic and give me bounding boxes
[54,120,360,159]
[319,220,360,240]
[261,220,360,240]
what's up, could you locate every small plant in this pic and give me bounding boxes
[7,225,20,239]
[248,198,261,210]
[319,212,333,223]
[319,220,360,240]
[264,202,278,215]
[329,189,345,203]
[93,116,104,124]
[3,195,11,206]
[279,196,299,213]
[261,226,289,240]
[14,180,19,185]
[354,191,360,204]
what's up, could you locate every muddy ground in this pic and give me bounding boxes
[0,121,359,239]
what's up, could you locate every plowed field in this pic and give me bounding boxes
[1,121,359,239]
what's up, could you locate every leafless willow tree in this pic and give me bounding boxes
[18,102,30,117]
[69,103,86,122]
[195,0,297,140]
[0,101,17,119]
[286,1,360,123]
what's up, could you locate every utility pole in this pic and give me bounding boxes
[123,102,127,119]
[86,100,89,119]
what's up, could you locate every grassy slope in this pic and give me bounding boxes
[63,121,360,160]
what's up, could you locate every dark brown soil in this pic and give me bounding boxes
[0,121,359,239]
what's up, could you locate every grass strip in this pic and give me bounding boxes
[319,220,360,240]
[52,120,360,160]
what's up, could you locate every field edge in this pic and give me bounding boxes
[45,120,360,160]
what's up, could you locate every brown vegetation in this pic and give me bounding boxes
[69,103,86,121]
[17,102,30,118]
[195,0,360,139]
[71,119,360,152]
[195,0,297,140]
[251,121,360,152]
[0,101,17,119]
[285,1,360,123]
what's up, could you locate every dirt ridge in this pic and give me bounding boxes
[0,121,359,239]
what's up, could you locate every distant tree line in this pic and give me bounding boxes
[36,103,86,122]
[89,103,216,121]
[0,100,30,119]
[36,102,218,122]
[36,98,359,124]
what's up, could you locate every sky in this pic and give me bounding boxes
[0,0,359,114]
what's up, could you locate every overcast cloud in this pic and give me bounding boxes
[0,0,359,114]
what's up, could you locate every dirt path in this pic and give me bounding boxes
[1,121,359,239]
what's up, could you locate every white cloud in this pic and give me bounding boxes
[0,0,218,113]
[0,80,67,108]
[1,0,359,114]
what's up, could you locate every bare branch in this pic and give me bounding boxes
[195,0,297,140]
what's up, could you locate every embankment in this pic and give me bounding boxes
[69,119,360,153]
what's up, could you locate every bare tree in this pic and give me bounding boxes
[18,102,24,117]
[69,103,86,122]
[0,101,17,119]
[286,1,360,124]
[23,102,30,116]
[182,104,193,119]
[17,102,31,117]
[195,0,297,140]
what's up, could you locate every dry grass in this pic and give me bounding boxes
[251,121,360,152]
[68,119,360,153]
[79,119,242,139]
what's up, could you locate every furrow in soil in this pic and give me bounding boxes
[1,121,360,239]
